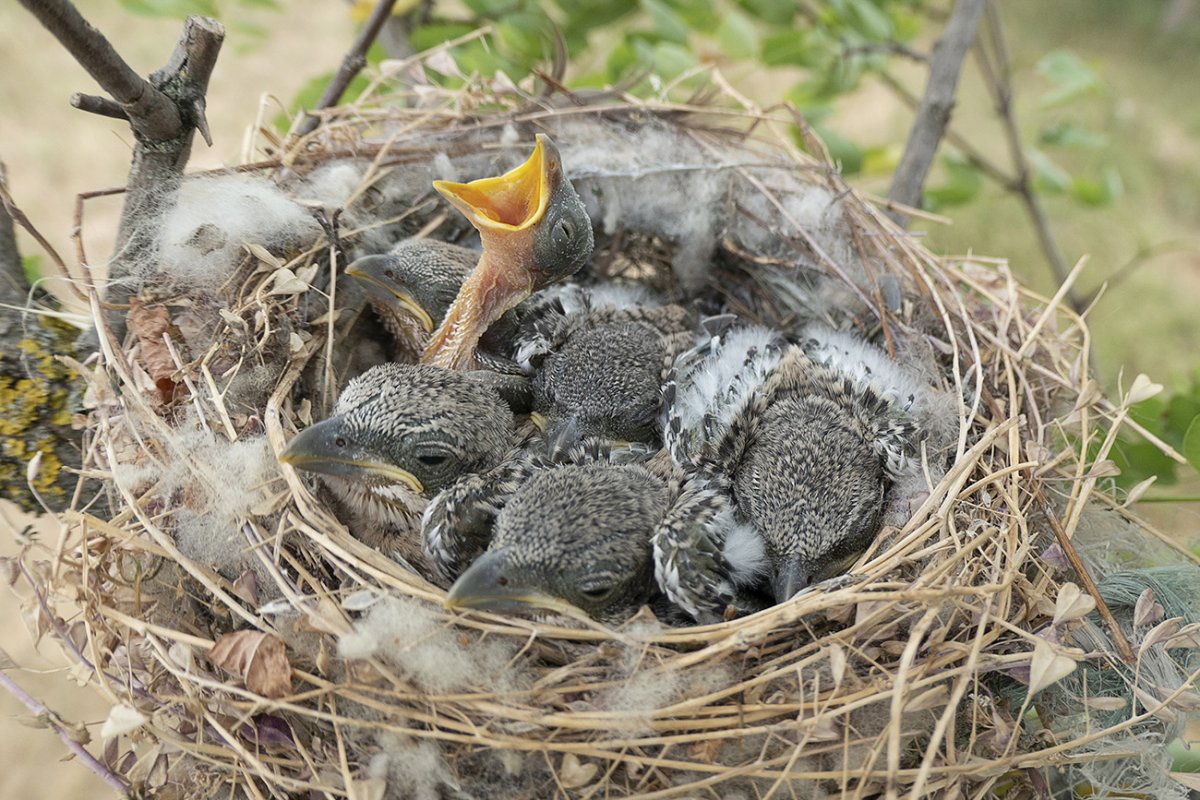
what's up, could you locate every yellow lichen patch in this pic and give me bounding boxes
[1,317,80,510]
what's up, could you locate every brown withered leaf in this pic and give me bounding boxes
[127,297,184,403]
[208,631,293,698]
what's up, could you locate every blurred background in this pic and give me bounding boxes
[1,0,1198,792]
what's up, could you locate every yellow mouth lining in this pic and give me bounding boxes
[346,267,436,333]
[278,454,424,494]
[432,134,551,233]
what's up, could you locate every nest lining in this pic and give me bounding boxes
[22,56,1200,800]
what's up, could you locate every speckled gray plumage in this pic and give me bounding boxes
[488,463,668,624]
[283,363,519,569]
[522,296,693,443]
[663,331,919,606]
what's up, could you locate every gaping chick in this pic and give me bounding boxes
[346,239,528,371]
[279,363,526,570]
[421,134,594,370]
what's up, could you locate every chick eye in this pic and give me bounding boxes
[383,269,395,279]
[334,436,347,448]
[417,453,449,467]
[554,220,572,243]
[579,584,615,602]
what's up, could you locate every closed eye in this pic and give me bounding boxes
[417,454,449,467]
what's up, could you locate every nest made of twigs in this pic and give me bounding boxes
[23,46,1200,800]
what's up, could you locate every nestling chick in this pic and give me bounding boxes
[422,134,594,369]
[345,240,527,370]
[429,441,768,625]
[445,463,668,625]
[279,363,526,569]
[517,285,694,443]
[665,325,918,606]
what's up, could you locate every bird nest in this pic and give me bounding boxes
[24,47,1200,800]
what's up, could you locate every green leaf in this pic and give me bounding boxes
[925,157,983,208]
[464,0,516,14]
[737,0,794,25]
[1036,49,1101,108]
[716,10,759,59]
[118,0,218,17]
[410,23,476,52]
[666,0,718,31]
[763,29,834,68]
[641,0,690,44]
[497,11,548,61]
[21,255,41,287]
[1070,167,1123,207]
[650,40,698,79]
[1166,392,1200,442]
[1111,439,1178,488]
[1027,148,1071,193]
[606,38,644,80]
[1039,121,1108,149]
[843,0,893,41]
[1182,416,1200,473]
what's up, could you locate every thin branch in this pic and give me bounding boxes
[1037,492,1136,666]
[1084,239,1200,302]
[0,165,68,277]
[0,667,129,795]
[886,0,986,226]
[17,0,182,142]
[0,163,25,313]
[973,0,1078,310]
[878,71,1018,191]
[296,0,402,137]
[70,92,130,122]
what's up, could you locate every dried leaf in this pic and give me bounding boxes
[231,570,258,607]
[1081,695,1127,711]
[348,777,386,800]
[1052,582,1096,625]
[1085,459,1120,478]
[1133,685,1179,725]
[1163,623,1200,650]
[1126,373,1163,405]
[288,332,305,353]
[245,243,282,269]
[559,754,597,789]
[342,590,380,611]
[100,703,147,738]
[1028,638,1077,696]
[270,268,309,295]
[1140,618,1183,654]
[904,686,949,712]
[1123,475,1157,507]
[1134,588,1165,629]
[208,631,293,698]
[127,297,182,403]
[424,49,463,78]
[827,644,846,688]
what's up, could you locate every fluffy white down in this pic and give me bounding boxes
[156,173,321,289]
[671,325,784,438]
[802,324,931,412]
[337,596,519,694]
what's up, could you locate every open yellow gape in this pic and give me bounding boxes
[421,134,583,370]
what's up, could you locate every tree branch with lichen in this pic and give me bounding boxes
[0,165,82,513]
